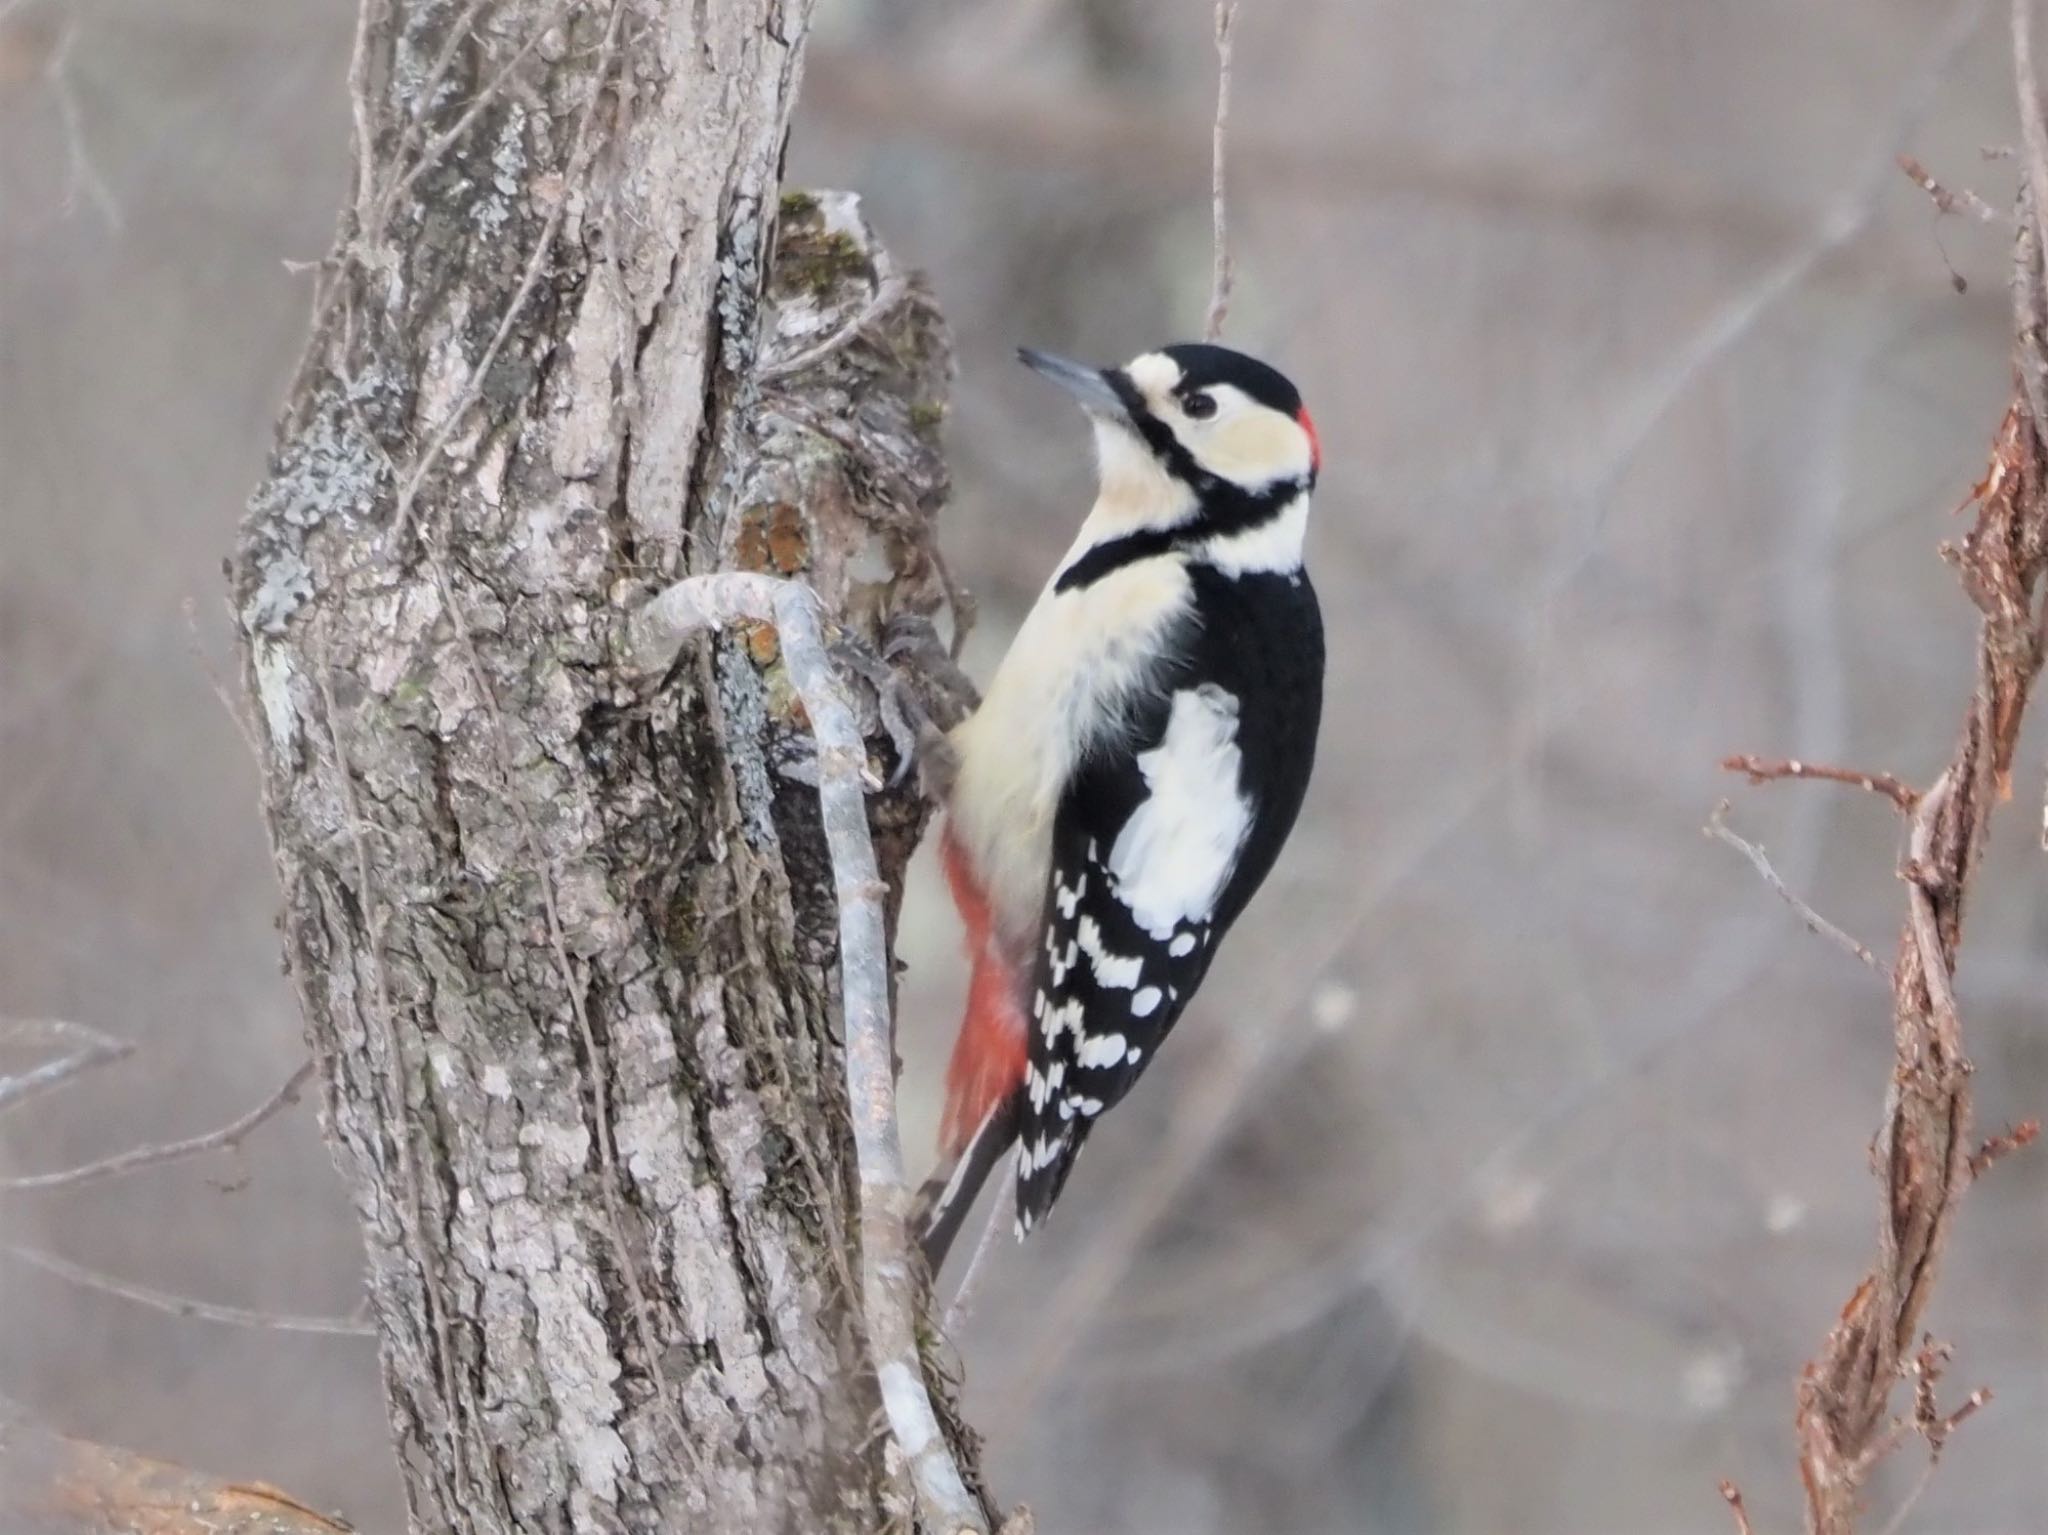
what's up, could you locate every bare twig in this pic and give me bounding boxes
[0,1061,313,1193]
[1721,754,1920,811]
[0,1018,133,1117]
[1705,802,1886,974]
[1873,1459,1938,1535]
[1898,153,2000,222]
[2015,0,2048,272]
[633,572,989,1535]
[1967,1117,2040,1174]
[182,597,266,768]
[942,1185,1010,1335]
[1204,1,1237,342]
[804,42,1984,284]
[757,273,911,384]
[1782,150,2048,1525]
[1720,1481,1756,1535]
[3,1244,373,1337]
[45,18,122,231]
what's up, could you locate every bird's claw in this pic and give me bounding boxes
[828,614,974,801]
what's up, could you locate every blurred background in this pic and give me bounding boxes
[5,1,2048,1530]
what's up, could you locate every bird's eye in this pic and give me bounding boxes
[1182,390,1217,420]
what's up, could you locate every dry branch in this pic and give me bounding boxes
[1704,802,1886,975]
[3,1244,373,1337]
[0,1399,351,1535]
[0,1017,132,1116]
[1717,25,2048,1530]
[633,572,987,1535]
[1204,1,1237,341]
[1720,754,1920,811]
[0,1060,312,1193]
[1724,81,2048,1519]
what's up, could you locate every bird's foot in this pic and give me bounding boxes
[828,612,977,801]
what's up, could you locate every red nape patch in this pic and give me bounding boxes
[937,827,1029,1159]
[1297,406,1322,473]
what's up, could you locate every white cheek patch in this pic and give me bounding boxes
[1108,684,1254,940]
[1200,394,1313,484]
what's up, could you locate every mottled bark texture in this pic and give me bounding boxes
[228,1,969,1529]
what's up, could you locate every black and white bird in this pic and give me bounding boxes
[916,342,1324,1270]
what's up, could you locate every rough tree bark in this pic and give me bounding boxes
[228,2,978,1529]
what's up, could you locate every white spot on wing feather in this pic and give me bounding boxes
[1076,915,1143,989]
[1076,1032,1128,1068]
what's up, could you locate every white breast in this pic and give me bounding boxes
[947,554,1193,957]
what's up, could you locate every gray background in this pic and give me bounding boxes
[4,1,2045,1530]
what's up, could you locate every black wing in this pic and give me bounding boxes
[1015,568,1323,1232]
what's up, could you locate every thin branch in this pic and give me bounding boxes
[1897,153,2000,222]
[633,572,988,1535]
[942,1183,1010,1336]
[1873,1459,1938,1535]
[757,273,910,384]
[0,1018,134,1117]
[182,597,267,769]
[0,1061,313,1194]
[1721,754,1920,812]
[1204,1,1237,342]
[2015,0,2048,275]
[1783,148,2048,1524]
[3,1244,373,1337]
[1719,1481,1756,1535]
[45,18,123,232]
[1704,802,1886,974]
[1968,1117,2040,1174]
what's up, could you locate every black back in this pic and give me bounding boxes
[1015,564,1325,1228]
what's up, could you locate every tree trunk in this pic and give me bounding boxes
[228,2,967,1529]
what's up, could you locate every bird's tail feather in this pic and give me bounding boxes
[914,1088,1022,1274]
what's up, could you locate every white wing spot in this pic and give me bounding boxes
[1131,986,1163,1018]
[1169,931,1197,957]
[1076,1032,1128,1069]
[1108,686,1253,940]
[1028,1065,1052,1112]
[1077,915,1143,989]
[1125,1045,1142,1064]
[1041,999,1082,1045]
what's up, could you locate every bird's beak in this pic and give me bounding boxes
[1017,347,1127,418]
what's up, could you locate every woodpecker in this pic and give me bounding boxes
[916,341,1324,1271]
